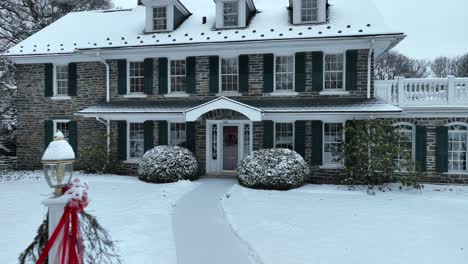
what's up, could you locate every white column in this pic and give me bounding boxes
[397,76,405,106]
[447,75,456,105]
[42,196,69,264]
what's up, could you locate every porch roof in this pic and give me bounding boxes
[77,97,402,120]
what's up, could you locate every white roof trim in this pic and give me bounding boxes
[184,96,263,121]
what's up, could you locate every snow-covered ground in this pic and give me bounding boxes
[0,171,197,264]
[222,184,468,264]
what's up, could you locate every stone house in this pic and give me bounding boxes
[4,0,468,183]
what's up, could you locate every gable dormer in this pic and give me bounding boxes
[215,0,256,29]
[141,0,191,33]
[290,0,327,25]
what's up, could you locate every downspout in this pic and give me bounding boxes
[367,40,375,99]
[96,117,111,163]
[96,51,110,102]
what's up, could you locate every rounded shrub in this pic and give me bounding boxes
[138,146,199,183]
[237,148,309,190]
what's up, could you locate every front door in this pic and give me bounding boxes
[223,126,239,171]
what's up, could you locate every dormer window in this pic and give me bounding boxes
[292,0,326,24]
[215,0,256,29]
[223,2,239,27]
[153,7,167,31]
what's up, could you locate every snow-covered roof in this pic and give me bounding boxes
[5,0,402,56]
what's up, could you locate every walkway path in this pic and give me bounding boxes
[173,178,253,264]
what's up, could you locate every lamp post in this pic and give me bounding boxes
[41,131,75,196]
[41,131,76,264]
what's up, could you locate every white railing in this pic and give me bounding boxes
[375,76,468,107]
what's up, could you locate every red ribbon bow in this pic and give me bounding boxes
[36,179,89,264]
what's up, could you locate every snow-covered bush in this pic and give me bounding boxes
[237,148,309,190]
[138,146,199,183]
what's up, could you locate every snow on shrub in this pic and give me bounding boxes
[138,146,199,183]
[237,148,309,190]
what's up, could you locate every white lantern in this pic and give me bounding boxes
[41,131,76,196]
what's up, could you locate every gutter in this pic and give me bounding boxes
[367,39,375,99]
[96,51,110,103]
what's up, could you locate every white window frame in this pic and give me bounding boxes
[126,60,146,97]
[168,122,187,146]
[273,54,295,93]
[219,57,240,94]
[127,122,145,161]
[322,122,345,166]
[274,122,295,150]
[53,120,71,141]
[168,59,188,95]
[222,1,240,28]
[215,0,247,29]
[392,122,416,169]
[152,6,168,31]
[323,53,346,91]
[447,122,468,173]
[300,0,319,23]
[145,4,174,33]
[52,64,70,100]
[292,0,326,24]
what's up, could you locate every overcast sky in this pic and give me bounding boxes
[113,0,468,60]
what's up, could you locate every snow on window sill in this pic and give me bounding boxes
[319,164,344,170]
[444,171,468,176]
[269,91,299,97]
[216,92,242,97]
[165,92,190,98]
[123,159,141,164]
[319,90,350,96]
[51,96,71,100]
[124,94,147,99]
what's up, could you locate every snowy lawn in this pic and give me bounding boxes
[0,171,197,264]
[222,184,468,264]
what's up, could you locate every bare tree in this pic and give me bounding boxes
[431,56,458,77]
[456,53,468,77]
[375,51,429,80]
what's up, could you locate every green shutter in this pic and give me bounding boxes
[294,121,306,158]
[44,64,53,97]
[68,121,78,153]
[117,60,127,95]
[68,63,78,96]
[295,52,306,92]
[416,126,427,172]
[158,58,168,95]
[186,57,197,94]
[186,122,196,153]
[117,121,127,161]
[311,121,323,166]
[158,121,168,145]
[311,52,323,92]
[239,55,249,93]
[436,126,449,173]
[44,120,54,149]
[346,50,358,91]
[263,54,274,93]
[263,120,274,149]
[209,56,219,94]
[143,58,154,95]
[144,121,154,153]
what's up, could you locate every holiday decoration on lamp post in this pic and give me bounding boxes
[41,132,75,196]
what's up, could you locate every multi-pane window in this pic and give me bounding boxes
[223,2,239,27]
[56,65,69,96]
[448,125,467,172]
[129,62,144,94]
[129,123,144,159]
[169,123,186,146]
[170,60,186,93]
[221,57,238,92]
[324,54,345,90]
[55,121,69,141]
[394,124,415,169]
[275,56,294,91]
[301,0,319,22]
[323,123,343,164]
[275,123,294,150]
[153,7,167,31]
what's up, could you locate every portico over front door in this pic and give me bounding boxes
[206,120,253,174]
